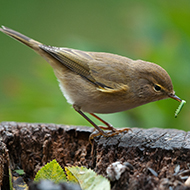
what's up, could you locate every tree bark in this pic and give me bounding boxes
[0,121,190,190]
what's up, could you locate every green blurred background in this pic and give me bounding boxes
[0,1,189,131]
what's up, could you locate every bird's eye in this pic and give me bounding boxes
[154,84,161,92]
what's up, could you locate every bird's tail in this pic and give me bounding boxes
[0,26,41,49]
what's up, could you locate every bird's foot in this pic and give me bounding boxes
[89,126,132,144]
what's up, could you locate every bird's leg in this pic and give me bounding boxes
[89,113,116,131]
[73,105,108,137]
[73,105,131,147]
[90,113,131,134]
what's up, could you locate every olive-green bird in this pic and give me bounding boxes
[0,26,182,138]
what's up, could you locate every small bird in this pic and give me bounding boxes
[0,26,182,138]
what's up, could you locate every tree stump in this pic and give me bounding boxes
[0,121,190,190]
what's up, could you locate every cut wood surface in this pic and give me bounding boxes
[0,121,190,190]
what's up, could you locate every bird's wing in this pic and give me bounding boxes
[39,45,129,93]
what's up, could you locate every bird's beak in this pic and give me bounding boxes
[169,93,182,102]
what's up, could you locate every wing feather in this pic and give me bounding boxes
[39,45,129,93]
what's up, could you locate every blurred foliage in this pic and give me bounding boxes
[0,0,189,131]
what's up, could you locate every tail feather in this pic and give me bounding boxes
[0,26,41,48]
